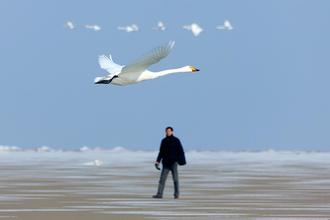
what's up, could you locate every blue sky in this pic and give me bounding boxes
[0,0,329,150]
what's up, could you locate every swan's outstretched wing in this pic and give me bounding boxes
[119,41,175,76]
[98,54,123,75]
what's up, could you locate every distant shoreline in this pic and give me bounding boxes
[0,145,330,153]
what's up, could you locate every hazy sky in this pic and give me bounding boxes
[0,0,329,150]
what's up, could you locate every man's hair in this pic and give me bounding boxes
[165,126,173,131]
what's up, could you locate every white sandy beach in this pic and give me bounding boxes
[0,147,330,219]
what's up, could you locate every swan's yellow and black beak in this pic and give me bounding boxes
[190,66,200,72]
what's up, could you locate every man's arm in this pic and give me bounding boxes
[154,140,164,170]
[156,140,164,163]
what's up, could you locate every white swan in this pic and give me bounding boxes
[94,41,199,86]
[85,24,101,31]
[65,21,75,30]
[117,24,139,33]
[153,21,166,31]
[182,23,203,37]
[216,20,234,31]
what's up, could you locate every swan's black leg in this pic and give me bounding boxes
[95,75,118,84]
[108,75,118,83]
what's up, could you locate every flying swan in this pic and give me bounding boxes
[94,41,199,86]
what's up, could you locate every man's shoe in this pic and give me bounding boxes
[152,195,162,199]
[174,195,179,199]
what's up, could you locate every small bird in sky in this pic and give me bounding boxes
[65,21,75,30]
[182,23,203,37]
[216,20,234,31]
[153,21,166,31]
[118,24,139,32]
[85,24,102,31]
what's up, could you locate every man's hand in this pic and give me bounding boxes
[154,162,161,170]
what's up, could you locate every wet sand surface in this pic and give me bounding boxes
[0,150,330,219]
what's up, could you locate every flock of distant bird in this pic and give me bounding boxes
[64,20,234,37]
[63,20,233,85]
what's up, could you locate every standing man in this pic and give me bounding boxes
[153,126,186,199]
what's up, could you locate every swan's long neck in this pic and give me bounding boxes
[151,66,190,78]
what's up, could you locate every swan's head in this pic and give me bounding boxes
[185,65,200,73]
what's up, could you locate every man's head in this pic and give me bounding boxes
[165,126,174,137]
